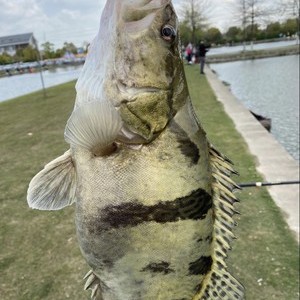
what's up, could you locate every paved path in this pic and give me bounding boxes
[205,66,299,242]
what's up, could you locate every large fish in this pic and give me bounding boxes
[27,0,244,299]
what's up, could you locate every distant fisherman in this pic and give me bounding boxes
[198,41,210,74]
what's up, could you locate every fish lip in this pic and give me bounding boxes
[117,80,166,98]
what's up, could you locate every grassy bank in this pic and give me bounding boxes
[186,65,299,299]
[0,68,299,299]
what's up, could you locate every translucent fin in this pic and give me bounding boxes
[27,150,77,210]
[64,101,122,155]
[84,270,103,300]
[194,145,244,300]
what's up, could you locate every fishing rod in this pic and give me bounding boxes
[238,180,300,188]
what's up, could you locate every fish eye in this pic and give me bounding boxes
[161,25,176,42]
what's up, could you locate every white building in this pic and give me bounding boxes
[0,33,36,56]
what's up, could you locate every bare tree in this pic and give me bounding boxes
[276,0,299,43]
[229,0,274,49]
[278,0,300,18]
[247,0,262,44]
[179,0,213,45]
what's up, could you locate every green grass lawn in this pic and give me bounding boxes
[0,68,299,300]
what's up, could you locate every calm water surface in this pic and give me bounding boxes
[1,54,299,161]
[208,40,298,55]
[211,55,299,161]
[0,65,82,103]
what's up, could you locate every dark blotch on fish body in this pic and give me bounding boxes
[141,261,175,275]
[177,138,200,165]
[100,188,212,230]
[189,256,213,275]
[170,122,200,165]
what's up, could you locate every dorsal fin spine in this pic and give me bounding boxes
[194,145,244,300]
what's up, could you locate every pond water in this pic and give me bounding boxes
[210,55,299,161]
[1,53,299,161]
[208,39,298,56]
[0,65,82,103]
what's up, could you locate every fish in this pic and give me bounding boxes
[27,0,244,299]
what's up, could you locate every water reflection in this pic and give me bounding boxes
[0,65,82,103]
[211,55,299,161]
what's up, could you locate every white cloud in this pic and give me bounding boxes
[0,0,105,48]
[0,0,277,49]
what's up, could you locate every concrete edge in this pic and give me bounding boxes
[205,66,299,242]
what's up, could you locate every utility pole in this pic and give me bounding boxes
[295,0,300,45]
[33,37,47,98]
[191,0,196,45]
[242,0,247,51]
[250,0,255,50]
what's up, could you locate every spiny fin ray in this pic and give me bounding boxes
[194,145,244,299]
[84,270,103,300]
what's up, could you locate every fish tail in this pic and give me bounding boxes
[194,145,245,299]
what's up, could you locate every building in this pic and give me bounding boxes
[0,33,36,56]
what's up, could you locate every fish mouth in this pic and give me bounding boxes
[116,81,166,102]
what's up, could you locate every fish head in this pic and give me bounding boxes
[75,0,188,144]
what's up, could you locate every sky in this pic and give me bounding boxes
[0,0,275,50]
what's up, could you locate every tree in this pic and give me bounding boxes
[22,46,39,62]
[82,41,90,53]
[179,21,204,46]
[281,18,298,36]
[230,0,274,44]
[277,0,299,19]
[179,0,213,45]
[245,0,272,41]
[265,22,281,39]
[14,46,38,62]
[204,27,223,44]
[245,23,261,41]
[62,42,78,54]
[225,26,243,43]
[41,41,55,59]
[55,48,65,58]
[278,1,299,39]
[0,52,13,65]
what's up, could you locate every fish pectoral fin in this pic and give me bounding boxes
[27,150,77,210]
[64,101,122,157]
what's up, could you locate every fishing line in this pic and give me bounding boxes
[238,180,300,188]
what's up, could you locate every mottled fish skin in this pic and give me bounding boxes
[27,0,244,299]
[75,104,213,299]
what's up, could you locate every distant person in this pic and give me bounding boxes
[198,41,210,74]
[186,43,193,64]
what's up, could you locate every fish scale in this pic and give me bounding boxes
[27,0,244,299]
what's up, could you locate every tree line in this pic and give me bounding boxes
[0,0,298,65]
[179,0,299,46]
[0,42,83,65]
[180,17,298,46]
